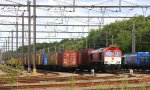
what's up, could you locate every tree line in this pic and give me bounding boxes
[16,15,150,55]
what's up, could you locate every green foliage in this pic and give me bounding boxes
[15,15,150,54]
[7,58,19,65]
[0,64,24,89]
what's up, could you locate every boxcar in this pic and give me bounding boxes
[148,56,150,70]
[77,50,90,70]
[42,53,48,65]
[36,54,42,65]
[48,52,58,65]
[47,52,58,70]
[122,53,137,69]
[137,52,149,70]
[122,52,150,70]
[58,50,78,69]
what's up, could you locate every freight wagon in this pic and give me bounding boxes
[77,49,91,71]
[58,50,78,71]
[122,52,150,70]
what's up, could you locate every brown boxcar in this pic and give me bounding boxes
[58,50,78,68]
[36,54,42,65]
[77,50,89,65]
[48,52,58,65]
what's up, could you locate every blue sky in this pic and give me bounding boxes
[0,0,150,51]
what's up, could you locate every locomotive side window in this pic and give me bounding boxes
[114,52,120,57]
[106,52,112,57]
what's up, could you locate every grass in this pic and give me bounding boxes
[121,76,129,89]
[68,76,76,87]
[0,61,24,90]
[0,63,149,90]
[62,87,76,90]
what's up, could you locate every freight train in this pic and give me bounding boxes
[21,46,122,72]
[122,52,150,70]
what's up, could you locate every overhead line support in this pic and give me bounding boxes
[0,15,137,18]
[0,4,150,8]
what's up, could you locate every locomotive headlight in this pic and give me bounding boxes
[104,61,109,64]
[116,61,121,64]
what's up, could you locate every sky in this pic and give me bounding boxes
[0,0,150,51]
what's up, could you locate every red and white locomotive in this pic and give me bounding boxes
[89,46,122,72]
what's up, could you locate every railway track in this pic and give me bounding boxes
[0,70,149,90]
[0,66,150,90]
[0,77,150,89]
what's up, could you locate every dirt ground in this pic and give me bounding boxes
[0,69,6,75]
[0,70,150,90]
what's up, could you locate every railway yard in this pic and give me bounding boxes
[0,65,150,90]
[1,0,150,90]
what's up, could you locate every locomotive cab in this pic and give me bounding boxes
[104,47,122,71]
[89,47,122,72]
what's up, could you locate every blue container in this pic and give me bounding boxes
[122,52,150,70]
[43,54,48,65]
[137,52,149,65]
[124,53,137,65]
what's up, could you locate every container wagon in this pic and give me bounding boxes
[122,52,150,70]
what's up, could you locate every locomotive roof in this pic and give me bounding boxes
[90,48,105,53]
[90,47,120,53]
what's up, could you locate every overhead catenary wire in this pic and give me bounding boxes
[1,4,150,8]
[0,0,150,52]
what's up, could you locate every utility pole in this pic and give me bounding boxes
[0,49,2,64]
[86,9,90,49]
[73,0,75,12]
[33,0,37,75]
[22,12,24,65]
[6,40,7,62]
[111,34,114,46]
[119,0,121,12]
[16,21,18,58]
[94,42,95,48]
[8,37,9,60]
[11,30,13,58]
[27,0,31,71]
[132,22,136,53]
[4,43,5,64]
[106,32,108,47]
[85,38,87,49]
[47,47,49,53]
